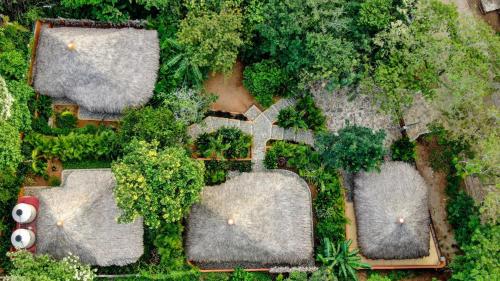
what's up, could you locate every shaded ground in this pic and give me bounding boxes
[415,139,459,262]
[24,158,62,187]
[204,61,257,114]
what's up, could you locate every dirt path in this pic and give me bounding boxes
[415,140,459,263]
[203,61,257,114]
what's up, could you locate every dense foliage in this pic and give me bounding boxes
[277,95,326,132]
[204,160,251,185]
[243,59,286,107]
[118,106,187,148]
[178,3,243,74]
[26,130,119,162]
[316,124,386,173]
[195,127,252,159]
[7,250,96,281]
[390,136,416,163]
[265,141,346,244]
[317,239,370,281]
[112,140,205,229]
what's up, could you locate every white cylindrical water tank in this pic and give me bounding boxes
[12,203,37,224]
[11,229,36,249]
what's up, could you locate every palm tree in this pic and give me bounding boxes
[203,134,231,160]
[317,238,371,281]
[164,38,204,87]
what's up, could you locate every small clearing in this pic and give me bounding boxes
[204,61,257,114]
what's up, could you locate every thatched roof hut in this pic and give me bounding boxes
[354,162,430,260]
[25,169,143,266]
[32,20,159,114]
[186,170,314,269]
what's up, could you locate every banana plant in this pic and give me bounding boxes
[317,238,370,281]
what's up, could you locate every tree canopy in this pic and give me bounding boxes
[112,140,205,229]
[316,124,386,173]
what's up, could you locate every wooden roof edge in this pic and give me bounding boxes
[38,18,148,29]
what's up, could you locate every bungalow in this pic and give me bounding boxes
[186,170,314,271]
[25,169,143,266]
[30,18,159,123]
[345,162,445,269]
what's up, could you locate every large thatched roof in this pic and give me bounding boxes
[25,169,143,266]
[354,162,430,260]
[186,170,314,269]
[33,22,159,114]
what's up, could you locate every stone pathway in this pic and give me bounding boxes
[188,99,315,171]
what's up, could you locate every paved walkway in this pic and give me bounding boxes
[188,99,315,171]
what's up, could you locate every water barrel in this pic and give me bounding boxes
[11,229,36,249]
[12,203,37,224]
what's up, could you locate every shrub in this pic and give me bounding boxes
[317,239,370,281]
[0,121,22,175]
[230,268,272,281]
[25,130,119,162]
[390,136,416,163]
[204,160,229,185]
[277,95,326,132]
[48,176,61,187]
[265,141,346,243]
[316,124,386,173]
[156,87,216,125]
[152,222,186,270]
[195,127,252,159]
[7,80,34,132]
[119,106,187,148]
[450,225,499,281]
[201,273,230,281]
[367,273,391,281]
[55,110,77,130]
[358,0,395,32]
[243,60,286,108]
[0,75,13,121]
[112,140,205,229]
[447,190,481,246]
[7,250,96,281]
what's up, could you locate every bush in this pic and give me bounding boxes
[7,250,96,280]
[155,87,216,125]
[367,273,391,281]
[390,136,416,163]
[0,121,22,175]
[55,111,77,130]
[204,160,252,185]
[316,124,386,173]
[447,190,481,246]
[277,95,326,132]
[48,176,61,187]
[265,141,346,243]
[450,224,499,280]
[152,222,186,270]
[243,60,286,108]
[119,106,187,148]
[230,268,272,281]
[25,130,119,162]
[195,127,252,159]
[204,160,229,185]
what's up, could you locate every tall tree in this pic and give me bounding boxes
[112,140,205,229]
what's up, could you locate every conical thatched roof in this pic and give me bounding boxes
[25,169,143,266]
[354,162,430,260]
[186,170,314,269]
[33,23,159,114]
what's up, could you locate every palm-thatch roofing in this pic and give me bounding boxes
[354,162,430,260]
[25,169,143,266]
[32,21,159,114]
[186,170,314,269]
